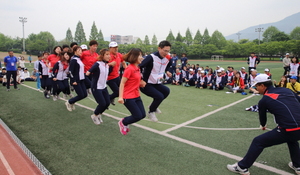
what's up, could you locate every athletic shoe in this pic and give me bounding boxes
[148,112,158,122]
[125,125,130,133]
[98,115,103,123]
[62,94,67,99]
[155,108,162,114]
[53,95,58,101]
[65,101,72,111]
[227,163,250,175]
[245,107,251,111]
[69,94,73,98]
[118,119,127,135]
[288,162,300,175]
[91,114,101,125]
[110,99,115,106]
[14,87,20,90]
[71,104,75,110]
[87,88,92,95]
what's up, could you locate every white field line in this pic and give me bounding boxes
[161,95,255,133]
[0,151,15,175]
[21,84,292,175]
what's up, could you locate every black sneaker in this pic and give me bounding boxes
[227,163,250,175]
[110,99,115,106]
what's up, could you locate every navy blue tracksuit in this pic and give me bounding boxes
[238,86,300,169]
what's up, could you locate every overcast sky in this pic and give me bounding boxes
[1,0,300,42]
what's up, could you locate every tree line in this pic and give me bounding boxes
[0,21,299,58]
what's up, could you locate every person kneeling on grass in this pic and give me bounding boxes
[227,74,300,175]
[86,49,111,125]
[118,48,146,135]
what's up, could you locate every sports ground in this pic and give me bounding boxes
[0,59,298,174]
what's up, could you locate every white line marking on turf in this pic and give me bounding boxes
[0,150,15,175]
[21,84,292,174]
[162,95,255,133]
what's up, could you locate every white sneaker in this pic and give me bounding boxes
[65,101,72,111]
[71,103,75,110]
[155,108,162,114]
[148,112,158,122]
[91,114,101,125]
[87,88,92,95]
[98,115,103,123]
[288,162,300,175]
[53,95,58,101]
[227,163,250,175]
[62,94,67,99]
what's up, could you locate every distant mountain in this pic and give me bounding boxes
[225,12,300,41]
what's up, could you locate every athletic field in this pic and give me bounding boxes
[0,60,297,174]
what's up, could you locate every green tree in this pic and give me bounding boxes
[187,44,202,58]
[74,21,87,44]
[290,26,300,40]
[202,44,217,57]
[171,41,187,56]
[202,28,211,45]
[270,31,290,42]
[210,30,227,49]
[194,30,202,44]
[89,21,98,41]
[135,38,143,45]
[166,30,175,45]
[151,34,158,45]
[97,29,104,41]
[144,35,150,45]
[262,26,280,42]
[175,32,183,42]
[185,28,193,46]
[66,28,73,43]
[224,40,241,57]
[238,39,249,44]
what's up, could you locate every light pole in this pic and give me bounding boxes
[19,17,27,54]
[255,26,264,45]
[236,32,241,42]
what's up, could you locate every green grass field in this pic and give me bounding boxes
[0,60,297,175]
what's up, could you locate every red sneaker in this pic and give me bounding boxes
[118,119,127,135]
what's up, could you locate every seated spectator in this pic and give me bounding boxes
[196,70,208,89]
[181,66,187,79]
[226,72,245,93]
[210,70,226,90]
[184,69,196,87]
[172,68,182,85]
[239,67,248,88]
[0,67,7,86]
[23,68,35,81]
[226,66,234,83]
[206,70,214,88]
[273,75,288,88]
[264,68,272,79]
[16,66,24,84]
[286,76,300,94]
[163,72,172,84]
[248,69,260,93]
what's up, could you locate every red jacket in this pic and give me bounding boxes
[229,77,245,89]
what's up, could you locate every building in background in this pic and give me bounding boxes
[110,35,136,44]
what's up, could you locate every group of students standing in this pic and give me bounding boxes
[35,40,173,136]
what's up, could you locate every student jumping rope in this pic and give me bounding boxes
[86,49,110,125]
[65,46,87,111]
[118,48,146,135]
[52,51,72,99]
[139,40,172,122]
